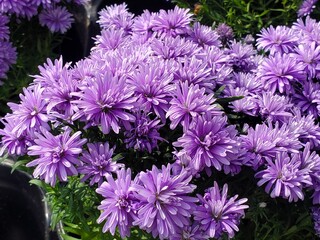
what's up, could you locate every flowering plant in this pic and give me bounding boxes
[2,2,320,239]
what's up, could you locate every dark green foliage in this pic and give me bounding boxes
[172,0,303,37]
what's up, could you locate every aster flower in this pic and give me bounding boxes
[215,23,234,44]
[233,72,263,94]
[257,92,293,123]
[0,118,34,156]
[169,224,209,240]
[173,114,237,172]
[0,40,16,79]
[72,73,136,134]
[258,52,305,93]
[311,207,320,237]
[97,3,134,32]
[173,56,213,91]
[240,121,301,170]
[193,181,248,239]
[292,80,320,118]
[131,10,156,42]
[166,81,221,130]
[256,25,298,55]
[0,15,9,40]
[151,35,202,60]
[298,0,318,17]
[288,109,320,150]
[78,142,123,186]
[291,42,320,79]
[124,112,164,153]
[255,152,312,202]
[228,40,257,72]
[188,22,221,47]
[93,28,129,52]
[133,164,197,239]
[152,6,193,37]
[96,168,138,238]
[127,60,175,121]
[7,85,49,136]
[39,6,74,33]
[26,127,87,186]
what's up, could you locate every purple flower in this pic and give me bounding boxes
[0,14,9,40]
[0,117,34,156]
[94,28,129,52]
[311,206,320,237]
[97,3,134,32]
[193,181,248,239]
[258,53,305,93]
[173,56,213,91]
[124,112,164,153]
[257,92,293,123]
[169,224,209,240]
[166,82,221,130]
[131,10,156,42]
[240,121,301,169]
[72,73,136,134]
[173,115,237,172]
[151,35,201,60]
[298,0,318,17]
[7,85,49,136]
[291,42,320,79]
[228,40,257,72]
[233,72,263,94]
[255,152,312,202]
[26,127,87,186]
[78,142,123,186]
[256,25,297,55]
[127,60,175,121]
[152,6,193,37]
[0,40,16,79]
[215,23,234,43]
[96,168,138,238]
[188,22,221,47]
[39,6,74,33]
[292,80,320,118]
[133,164,197,239]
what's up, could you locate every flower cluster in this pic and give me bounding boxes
[2,2,320,239]
[0,0,88,79]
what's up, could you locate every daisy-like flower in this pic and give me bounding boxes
[0,15,9,40]
[124,112,164,153]
[133,164,197,239]
[193,181,248,239]
[78,142,123,186]
[228,40,257,73]
[131,10,156,43]
[39,6,74,33]
[258,52,305,93]
[257,92,293,123]
[93,28,129,52]
[173,114,237,172]
[169,224,209,240]
[96,168,138,238]
[311,207,320,237]
[26,127,87,186]
[151,35,202,60]
[298,0,318,17]
[233,72,263,94]
[292,42,320,79]
[7,85,49,136]
[0,117,34,156]
[72,73,137,134]
[188,22,221,47]
[256,25,298,55]
[255,152,312,202]
[152,6,193,37]
[0,40,17,79]
[127,60,175,121]
[215,23,234,44]
[173,56,213,91]
[97,3,134,32]
[166,81,221,130]
[292,80,320,118]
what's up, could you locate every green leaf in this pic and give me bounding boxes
[215,96,244,104]
[10,159,29,173]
